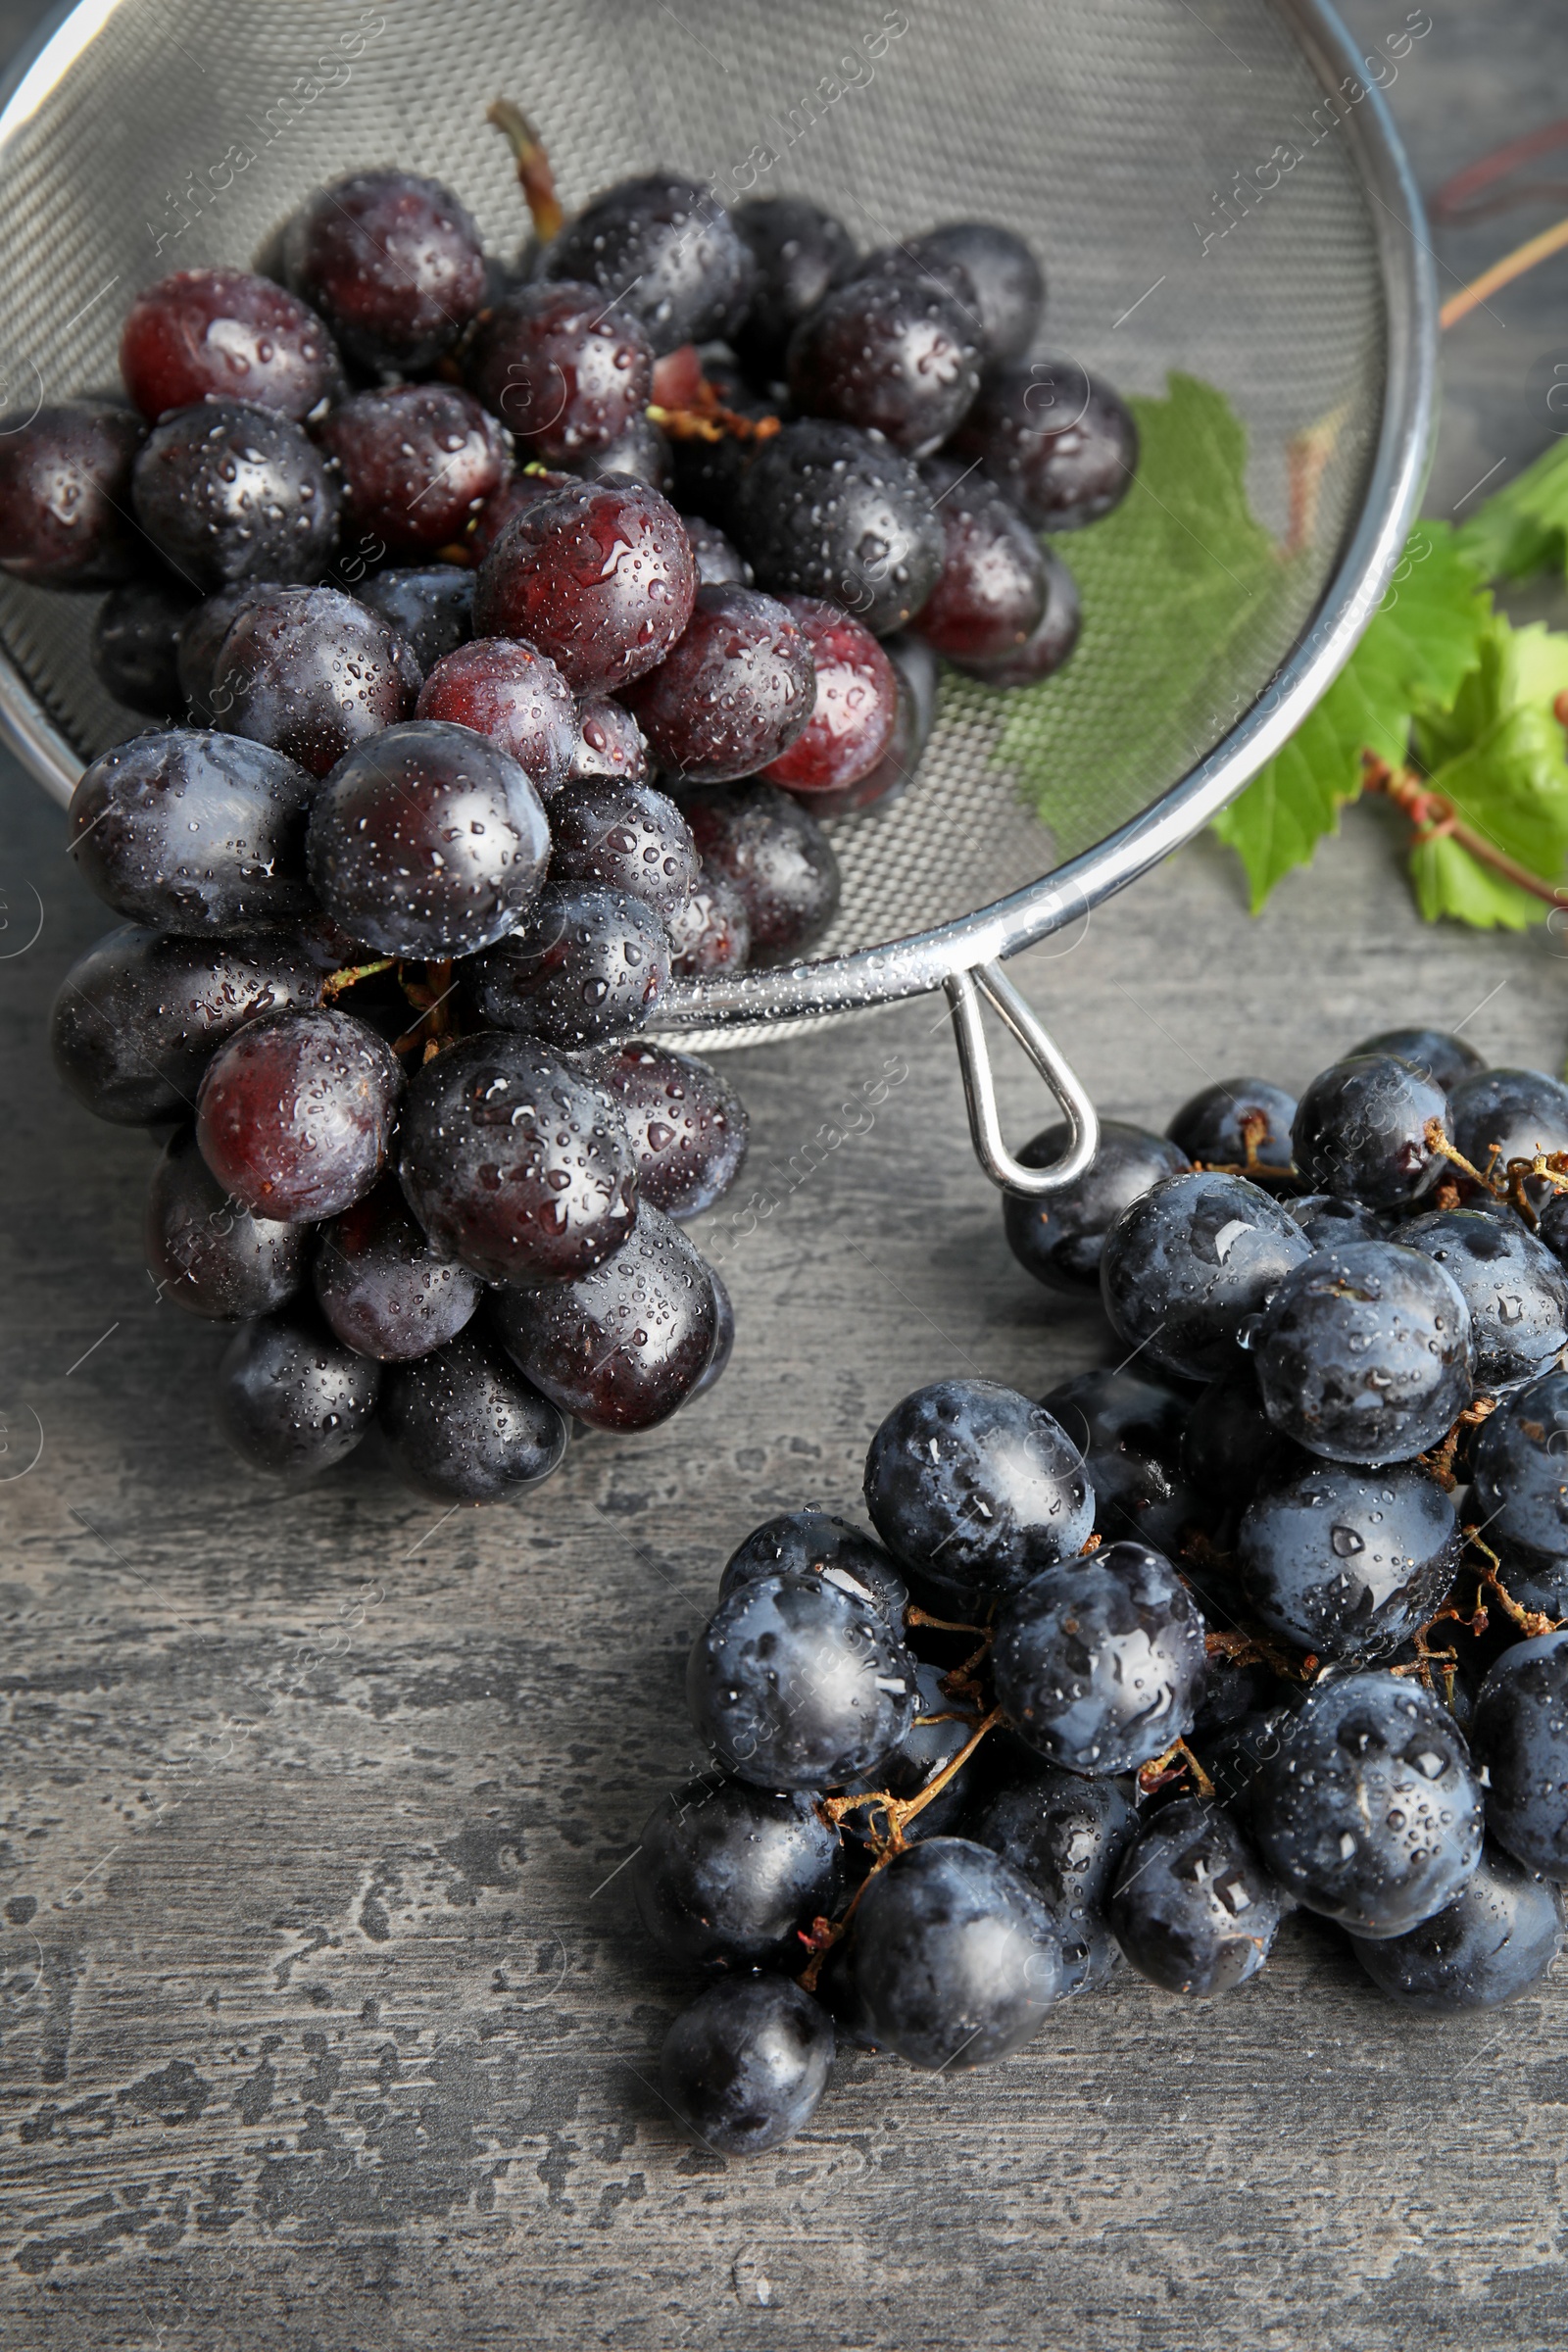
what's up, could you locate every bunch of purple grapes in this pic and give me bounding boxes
[3,133,1136,1497]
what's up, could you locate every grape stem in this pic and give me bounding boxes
[1463,1527,1561,1638]
[486,99,564,243]
[647,382,782,444]
[1135,1735,1214,1801]
[318,957,396,1000]
[1363,754,1568,908]
[1439,213,1568,328]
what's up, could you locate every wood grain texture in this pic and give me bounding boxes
[6,3,1568,2344]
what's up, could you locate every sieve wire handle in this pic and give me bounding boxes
[944,961,1099,1198]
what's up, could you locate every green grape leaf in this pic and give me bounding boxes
[1405,616,1568,929]
[1457,435,1568,582]
[1211,521,1494,908]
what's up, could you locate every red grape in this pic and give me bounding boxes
[471,473,697,693]
[120,268,343,423]
[196,1004,403,1221]
[415,636,577,795]
[0,403,144,589]
[678,781,840,964]
[315,385,510,559]
[281,169,486,374]
[569,694,651,785]
[146,1125,307,1320]
[911,456,1047,665]
[959,549,1081,686]
[665,870,752,976]
[588,1043,748,1218]
[465,282,653,462]
[619,584,816,784]
[758,597,898,797]
[314,1177,482,1360]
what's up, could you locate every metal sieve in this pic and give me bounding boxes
[0,0,1435,1193]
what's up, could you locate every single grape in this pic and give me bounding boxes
[730,195,858,384]
[1352,1025,1485,1093]
[568,693,652,786]
[1249,1671,1483,1936]
[1287,1193,1385,1247]
[1292,1053,1448,1205]
[0,402,144,588]
[807,628,942,816]
[681,514,752,587]
[131,399,339,591]
[1449,1066,1568,1207]
[757,596,898,798]
[547,776,699,920]
[120,267,343,422]
[1237,1455,1459,1659]
[1169,1077,1298,1176]
[631,1779,844,1973]
[660,1975,833,2156]
[208,584,417,774]
[848,1837,1062,2069]
[196,1005,401,1222]
[1041,1365,1205,1557]
[585,1042,747,1218]
[949,360,1138,528]
[1348,1841,1563,2010]
[966,1763,1135,1995]
[378,1325,566,1502]
[910,456,1046,667]
[787,272,981,456]
[69,725,317,934]
[733,419,944,636]
[316,385,510,560]
[677,780,840,964]
[908,222,1045,364]
[685,1565,916,1788]
[397,1032,637,1284]
[1468,1631,1568,1881]
[313,1177,482,1360]
[415,636,576,796]
[462,883,668,1050]
[993,1541,1206,1773]
[146,1125,306,1320]
[464,281,653,461]
[281,169,487,372]
[473,473,697,693]
[1400,1207,1568,1391]
[1108,1797,1283,1996]
[90,574,192,715]
[544,174,757,355]
[466,466,573,564]
[1181,1364,1302,1505]
[356,564,474,676]
[1004,1118,1189,1294]
[1251,1240,1474,1463]
[219,1304,380,1474]
[1467,1370,1568,1572]
[492,1200,717,1430]
[174,581,279,722]
[618,584,816,784]
[863,1378,1094,1609]
[50,926,318,1126]
[665,869,752,976]
[560,413,672,494]
[719,1511,909,1625]
[1100,1169,1312,1381]
[956,548,1081,688]
[307,718,550,957]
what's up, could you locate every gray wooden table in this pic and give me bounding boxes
[6,4,1568,2345]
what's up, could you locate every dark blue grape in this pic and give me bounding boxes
[1248,1671,1483,1936]
[282,169,486,374]
[546,174,757,355]
[213,586,419,778]
[1448,1067,1568,1205]
[1353,1026,1484,1093]
[787,274,981,456]
[631,1778,844,1972]
[131,399,339,592]
[1108,1797,1284,1995]
[966,1762,1135,1993]
[175,582,279,722]
[91,574,192,716]
[1467,1370,1568,1573]
[378,1326,566,1502]
[685,1568,917,1790]
[0,402,144,588]
[1287,1193,1386,1248]
[146,1126,306,1321]
[1400,1207,1568,1391]
[953,547,1081,688]
[1237,1457,1460,1659]
[356,565,474,675]
[660,1975,833,2155]
[547,776,700,922]
[461,884,669,1051]
[681,514,752,588]
[1251,1241,1474,1464]
[1004,1120,1189,1294]
[568,693,652,786]
[690,1262,734,1404]
[863,1378,1093,1610]
[846,1837,1062,2069]
[907,222,1045,364]
[1348,1841,1563,2009]
[218,1305,380,1475]
[731,195,858,384]
[1469,1631,1568,1880]
[720,1511,909,1626]
[677,780,840,965]
[586,1044,748,1221]
[1041,1366,1204,1556]
[949,360,1137,528]
[313,1178,482,1361]
[1100,1169,1312,1382]
[732,419,944,638]
[1292,1053,1449,1207]
[69,727,317,935]
[493,1203,717,1432]
[993,1540,1206,1774]
[1168,1077,1298,1176]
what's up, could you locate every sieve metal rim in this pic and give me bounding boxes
[0,0,1436,1054]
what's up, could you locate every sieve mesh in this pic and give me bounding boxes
[0,0,1405,1040]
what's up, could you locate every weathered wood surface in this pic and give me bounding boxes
[6,3,1568,2344]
